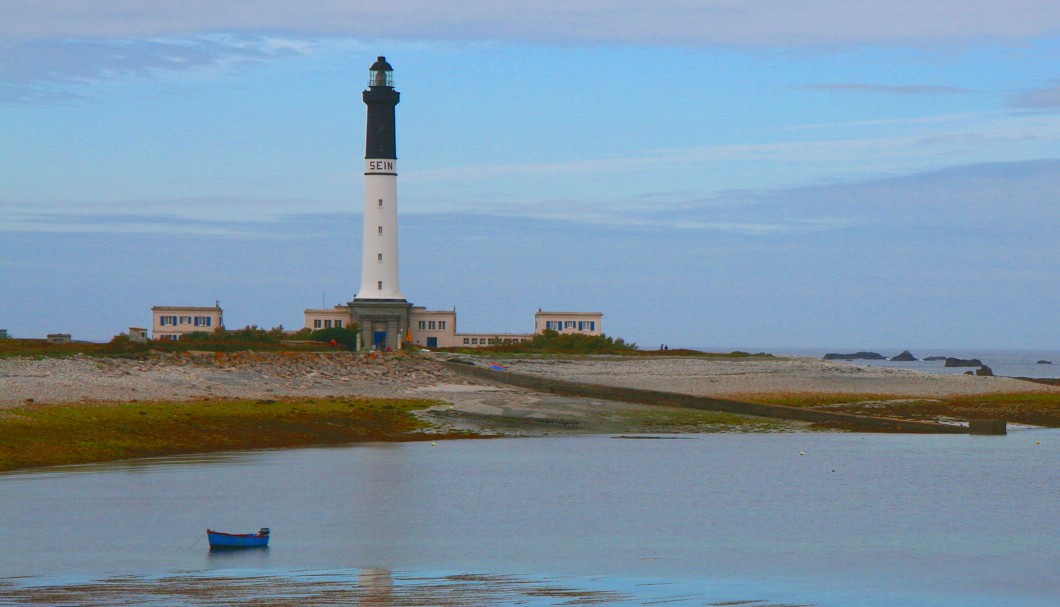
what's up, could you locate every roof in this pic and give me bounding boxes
[534,311,602,317]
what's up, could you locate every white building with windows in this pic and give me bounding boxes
[151,305,224,340]
[534,311,602,336]
[303,306,350,331]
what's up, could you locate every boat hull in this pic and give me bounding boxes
[207,529,269,548]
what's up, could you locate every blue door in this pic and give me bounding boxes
[373,331,387,349]
[426,337,438,348]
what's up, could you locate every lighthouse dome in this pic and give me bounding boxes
[370,56,393,72]
[368,56,394,88]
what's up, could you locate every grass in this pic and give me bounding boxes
[729,391,1060,427]
[0,338,328,359]
[620,408,791,432]
[0,397,480,473]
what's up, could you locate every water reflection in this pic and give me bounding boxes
[206,545,270,566]
[0,568,759,606]
[360,568,393,606]
[0,433,1056,607]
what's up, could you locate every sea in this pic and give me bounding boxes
[702,347,1060,379]
[1,432,1057,606]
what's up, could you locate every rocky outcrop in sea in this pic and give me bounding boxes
[823,352,886,361]
[945,358,984,368]
[890,351,917,361]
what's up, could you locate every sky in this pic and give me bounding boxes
[1,1,1058,350]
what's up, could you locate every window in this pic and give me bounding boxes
[378,226,383,234]
[463,338,470,344]
[378,198,383,207]
[488,338,495,345]
[193,316,212,327]
[179,316,191,324]
[471,338,478,344]
[377,281,383,290]
[438,321,446,330]
[418,321,426,330]
[546,320,562,330]
[428,321,436,330]
[377,253,382,262]
[335,320,343,328]
[313,319,322,328]
[325,320,333,328]
[579,321,595,331]
[564,320,576,329]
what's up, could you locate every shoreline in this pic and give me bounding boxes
[2,351,1057,472]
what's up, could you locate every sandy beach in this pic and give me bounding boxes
[488,355,1055,397]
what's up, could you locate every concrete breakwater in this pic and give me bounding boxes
[444,361,969,434]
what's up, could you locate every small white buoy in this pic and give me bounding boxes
[431,442,436,446]
[799,451,805,456]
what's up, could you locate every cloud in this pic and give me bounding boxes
[798,83,972,95]
[0,35,307,103]
[425,158,1060,233]
[4,1,1058,47]
[4,160,1057,239]
[1011,82,1060,109]
[0,197,328,235]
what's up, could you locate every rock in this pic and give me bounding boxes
[923,356,948,361]
[1037,360,1053,365]
[890,350,918,362]
[945,357,984,368]
[823,352,886,361]
[964,370,974,375]
[975,365,994,376]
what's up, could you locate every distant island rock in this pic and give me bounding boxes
[923,356,948,361]
[823,352,886,361]
[975,365,994,376]
[890,350,918,361]
[1037,360,1053,365]
[945,357,984,368]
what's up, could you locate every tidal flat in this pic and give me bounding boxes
[2,351,1057,471]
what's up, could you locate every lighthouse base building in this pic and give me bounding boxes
[302,56,602,351]
[304,305,602,350]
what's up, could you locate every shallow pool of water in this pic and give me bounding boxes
[2,431,1057,606]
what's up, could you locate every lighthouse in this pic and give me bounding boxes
[357,56,404,301]
[346,56,412,350]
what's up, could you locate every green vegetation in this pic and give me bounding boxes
[0,324,362,359]
[732,391,1060,427]
[0,397,477,472]
[448,329,637,355]
[622,408,789,433]
[305,326,361,349]
[443,332,773,358]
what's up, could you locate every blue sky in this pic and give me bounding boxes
[2,2,1058,349]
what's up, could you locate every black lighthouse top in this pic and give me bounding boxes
[363,56,399,160]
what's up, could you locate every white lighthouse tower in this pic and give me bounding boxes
[357,57,404,301]
[347,57,412,350]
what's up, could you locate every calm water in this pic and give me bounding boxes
[2,432,1057,606]
[708,347,1060,379]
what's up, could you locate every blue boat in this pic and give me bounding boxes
[207,528,270,548]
